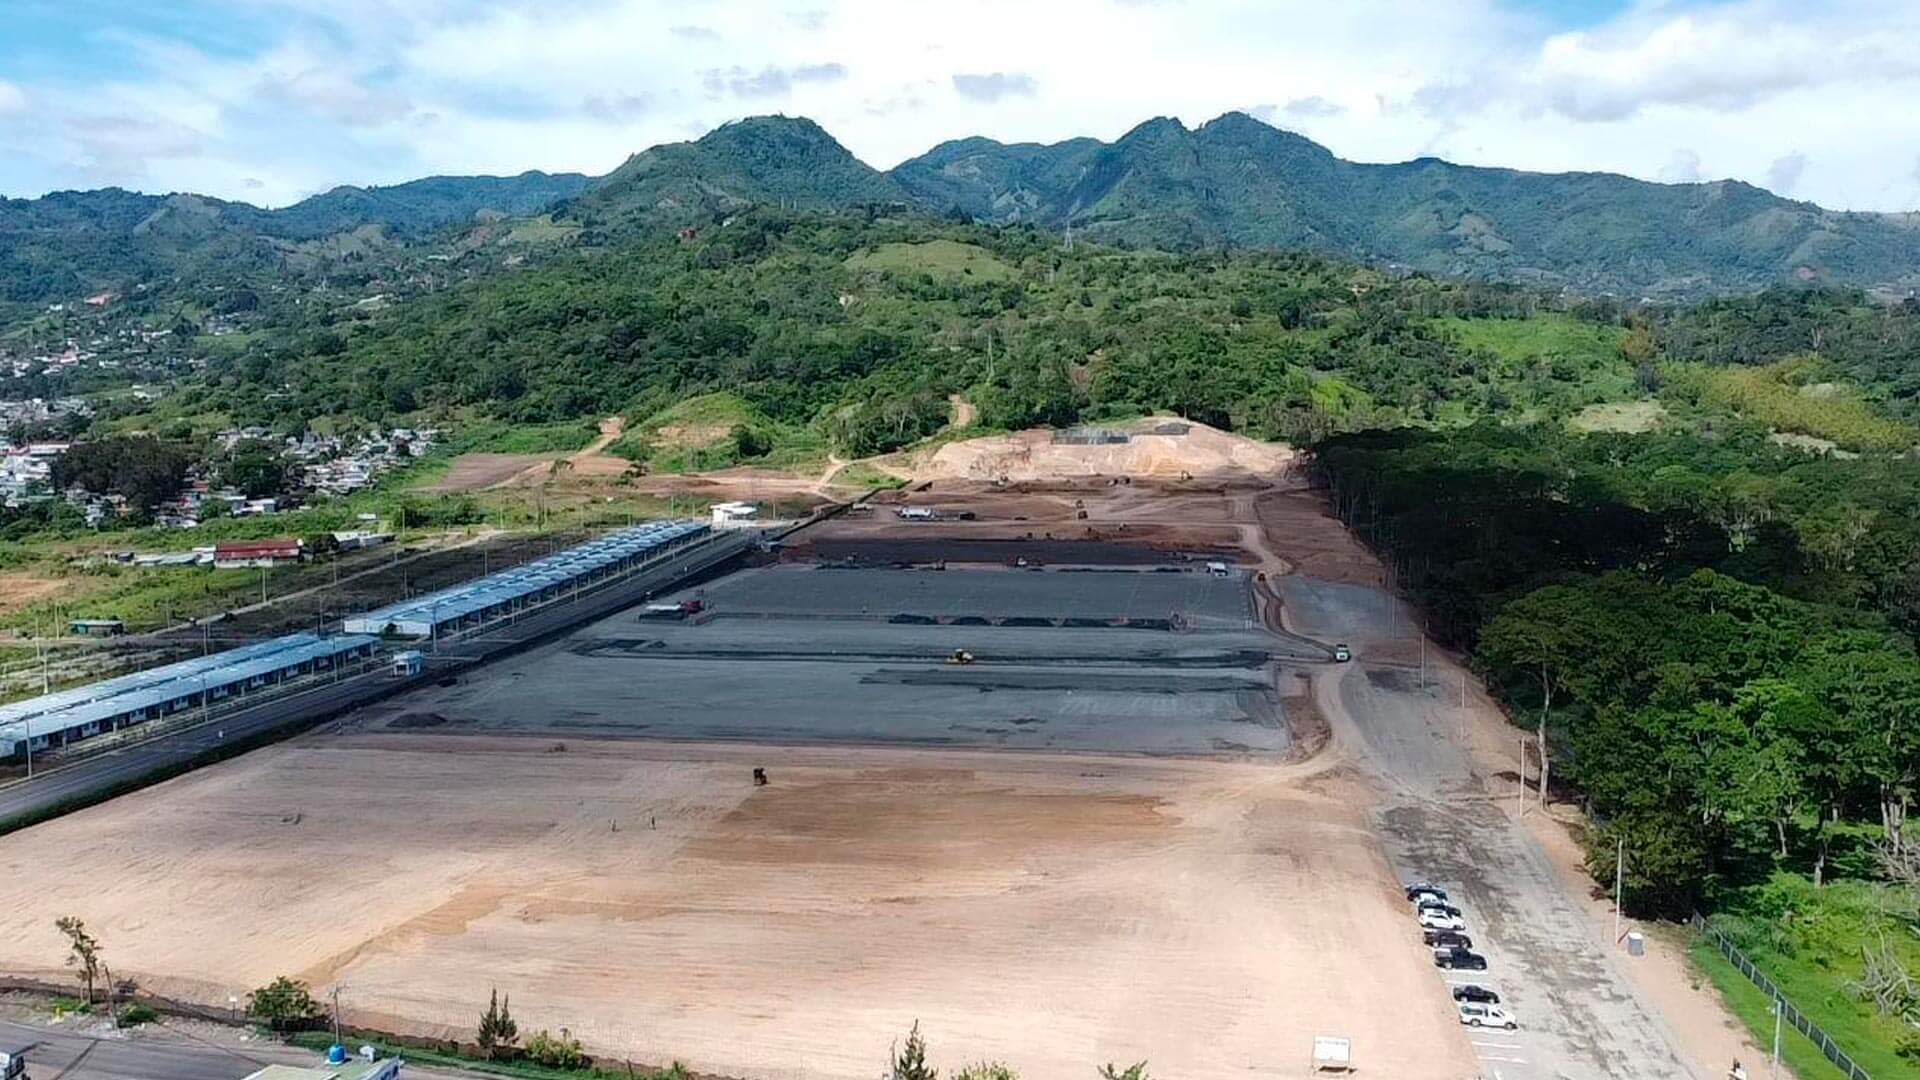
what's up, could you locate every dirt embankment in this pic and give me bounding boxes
[916,418,1295,482]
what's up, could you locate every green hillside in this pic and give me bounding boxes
[564,116,910,234]
[890,112,1920,297]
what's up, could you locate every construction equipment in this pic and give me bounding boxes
[752,767,768,786]
[947,649,976,665]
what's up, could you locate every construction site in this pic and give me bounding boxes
[0,421,1761,1080]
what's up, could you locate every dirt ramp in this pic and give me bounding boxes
[922,419,1294,482]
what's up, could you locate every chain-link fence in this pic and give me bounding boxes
[1692,912,1872,1080]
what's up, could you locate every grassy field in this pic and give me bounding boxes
[1689,938,1857,1080]
[1700,872,1919,1080]
[1436,314,1628,369]
[609,392,825,473]
[445,418,600,455]
[1428,314,1638,419]
[1664,359,1914,452]
[504,214,583,245]
[827,461,908,492]
[1570,400,1669,433]
[845,239,1014,281]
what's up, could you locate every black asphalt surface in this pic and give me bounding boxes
[0,531,754,832]
[0,1017,265,1080]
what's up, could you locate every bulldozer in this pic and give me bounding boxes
[947,649,976,665]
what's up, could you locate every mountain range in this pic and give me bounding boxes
[5,112,1919,304]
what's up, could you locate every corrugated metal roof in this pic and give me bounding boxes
[0,633,326,728]
[0,632,376,748]
[344,520,707,636]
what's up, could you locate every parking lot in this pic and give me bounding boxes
[1284,576,1699,1080]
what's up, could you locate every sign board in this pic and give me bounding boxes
[1312,1035,1354,1072]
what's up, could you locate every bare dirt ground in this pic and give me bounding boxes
[913,418,1295,482]
[0,571,66,617]
[0,738,1469,1080]
[0,421,1757,1080]
[417,453,558,493]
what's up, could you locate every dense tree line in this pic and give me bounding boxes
[1317,424,1920,912]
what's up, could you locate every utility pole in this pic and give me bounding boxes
[1518,736,1528,818]
[330,985,343,1048]
[1612,836,1625,946]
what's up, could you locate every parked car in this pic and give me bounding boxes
[1418,909,1466,931]
[1433,945,1488,970]
[1424,928,1475,949]
[1404,882,1448,901]
[1333,643,1352,662]
[1417,899,1463,918]
[1451,984,1501,1005]
[1457,1002,1517,1029]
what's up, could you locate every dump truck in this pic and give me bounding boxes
[639,599,704,619]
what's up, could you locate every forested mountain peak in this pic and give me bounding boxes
[887,112,1920,297]
[566,114,909,231]
[6,111,1920,306]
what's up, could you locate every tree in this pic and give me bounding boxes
[222,440,289,499]
[1098,1064,1152,1080]
[477,988,519,1060]
[247,976,322,1031]
[54,917,101,1003]
[954,1065,1018,1080]
[51,437,191,512]
[887,1020,937,1080]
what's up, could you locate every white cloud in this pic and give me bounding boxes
[704,63,848,99]
[3,0,1920,212]
[1657,149,1705,184]
[1766,151,1807,196]
[952,72,1037,103]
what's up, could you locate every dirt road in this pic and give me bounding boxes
[1280,575,1705,1080]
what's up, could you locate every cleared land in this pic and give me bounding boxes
[0,738,1462,1079]
[0,422,1749,1080]
[415,452,556,492]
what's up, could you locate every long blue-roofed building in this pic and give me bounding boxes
[342,519,710,639]
[1,631,378,760]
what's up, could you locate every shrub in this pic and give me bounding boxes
[524,1028,589,1069]
[117,1003,158,1027]
[248,976,323,1031]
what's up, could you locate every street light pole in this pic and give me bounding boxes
[1770,998,1783,1078]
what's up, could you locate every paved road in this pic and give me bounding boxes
[1281,576,1698,1080]
[0,1017,270,1080]
[0,1015,496,1080]
[0,531,755,831]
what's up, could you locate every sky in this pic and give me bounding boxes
[2,0,1919,212]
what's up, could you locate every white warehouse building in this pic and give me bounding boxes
[343,520,711,640]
